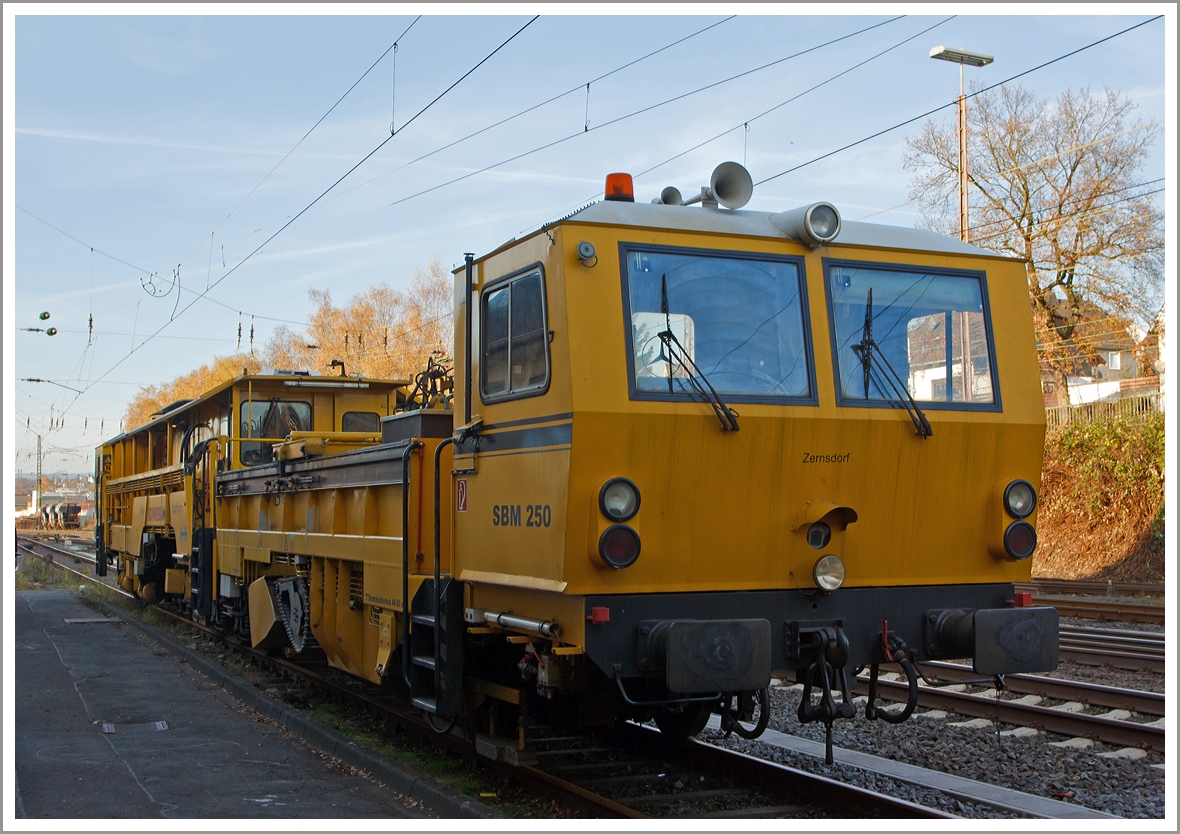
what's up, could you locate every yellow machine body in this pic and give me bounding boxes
[450,212,1044,648]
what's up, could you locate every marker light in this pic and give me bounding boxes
[604,172,635,202]
[813,554,846,591]
[1004,480,1037,519]
[599,524,641,569]
[599,477,640,522]
[1004,521,1037,560]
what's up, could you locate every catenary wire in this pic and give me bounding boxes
[174,17,423,270]
[75,16,539,398]
[213,16,913,260]
[755,15,1163,187]
[530,15,952,229]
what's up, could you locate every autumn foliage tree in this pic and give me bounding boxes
[123,259,453,429]
[904,84,1163,404]
[123,352,263,429]
[264,257,453,381]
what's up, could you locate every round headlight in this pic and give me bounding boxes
[813,554,846,591]
[599,477,640,522]
[598,524,641,569]
[808,204,839,240]
[806,522,831,550]
[1004,480,1037,519]
[1004,521,1037,560]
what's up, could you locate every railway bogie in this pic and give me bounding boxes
[96,162,1059,762]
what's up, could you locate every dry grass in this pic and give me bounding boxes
[14,554,85,591]
[1033,413,1165,582]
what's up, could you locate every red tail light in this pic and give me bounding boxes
[598,524,640,568]
[1004,521,1037,560]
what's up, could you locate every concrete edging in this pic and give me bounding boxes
[85,590,501,819]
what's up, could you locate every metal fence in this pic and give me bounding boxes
[1045,391,1163,430]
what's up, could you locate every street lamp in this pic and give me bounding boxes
[930,45,994,243]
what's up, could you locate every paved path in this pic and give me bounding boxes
[15,589,428,819]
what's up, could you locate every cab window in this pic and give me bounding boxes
[622,246,814,403]
[825,260,999,409]
[481,268,549,401]
[239,399,311,465]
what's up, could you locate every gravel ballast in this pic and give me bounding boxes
[701,652,1166,820]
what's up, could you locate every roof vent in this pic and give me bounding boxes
[150,399,195,417]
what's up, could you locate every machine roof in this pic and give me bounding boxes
[560,201,1009,259]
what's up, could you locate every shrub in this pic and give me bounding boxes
[1034,413,1165,581]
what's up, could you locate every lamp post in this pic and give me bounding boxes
[929,46,994,243]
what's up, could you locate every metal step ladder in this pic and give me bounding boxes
[407,576,464,718]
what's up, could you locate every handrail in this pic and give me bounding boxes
[400,441,422,689]
[433,437,455,700]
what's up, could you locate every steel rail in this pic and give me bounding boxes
[1062,623,1164,641]
[1061,635,1163,655]
[675,729,955,819]
[912,662,1164,716]
[519,722,953,819]
[1058,646,1165,673]
[1061,624,1164,648]
[866,676,1164,753]
[1036,597,1164,625]
[24,538,96,563]
[1018,579,1163,598]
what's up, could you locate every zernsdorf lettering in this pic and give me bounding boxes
[802,452,851,463]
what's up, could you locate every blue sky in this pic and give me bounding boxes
[6,6,1173,473]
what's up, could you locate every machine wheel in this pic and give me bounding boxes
[653,702,712,740]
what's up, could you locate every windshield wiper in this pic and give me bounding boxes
[850,288,933,438]
[659,274,740,432]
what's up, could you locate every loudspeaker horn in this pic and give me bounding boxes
[710,161,753,210]
[659,186,683,206]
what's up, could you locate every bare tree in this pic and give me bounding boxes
[905,84,1163,404]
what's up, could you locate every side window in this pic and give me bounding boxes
[342,411,380,432]
[481,269,549,401]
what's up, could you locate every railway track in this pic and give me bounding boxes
[17,535,952,819]
[1059,624,1164,672]
[863,662,1164,753]
[1018,579,1164,598]
[516,723,952,819]
[1035,597,1165,626]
